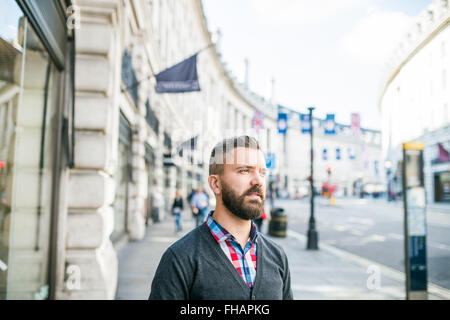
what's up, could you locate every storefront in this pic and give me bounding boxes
[0,0,74,299]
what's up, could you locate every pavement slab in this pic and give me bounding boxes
[116,209,447,300]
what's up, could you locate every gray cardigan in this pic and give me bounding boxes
[149,223,293,300]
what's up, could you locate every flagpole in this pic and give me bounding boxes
[121,43,214,93]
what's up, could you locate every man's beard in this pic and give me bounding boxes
[221,181,265,221]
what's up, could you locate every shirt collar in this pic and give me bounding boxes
[205,211,259,244]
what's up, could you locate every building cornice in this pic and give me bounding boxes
[379,0,450,109]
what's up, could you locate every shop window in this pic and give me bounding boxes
[435,172,450,202]
[145,99,159,135]
[0,2,62,299]
[144,144,154,225]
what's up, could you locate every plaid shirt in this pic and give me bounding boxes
[205,211,258,289]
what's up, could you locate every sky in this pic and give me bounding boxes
[202,0,432,130]
[0,0,22,42]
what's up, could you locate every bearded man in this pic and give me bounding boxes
[149,136,293,300]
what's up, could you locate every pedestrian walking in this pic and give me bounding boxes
[172,190,184,233]
[253,209,267,232]
[190,187,209,227]
[149,135,293,300]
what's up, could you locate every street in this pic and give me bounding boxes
[279,197,450,290]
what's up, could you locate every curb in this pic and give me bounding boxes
[287,229,450,300]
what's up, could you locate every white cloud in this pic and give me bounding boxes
[340,8,414,63]
[251,0,371,26]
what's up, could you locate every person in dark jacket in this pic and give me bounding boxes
[149,136,293,300]
[172,190,184,233]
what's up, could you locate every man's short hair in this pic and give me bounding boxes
[209,135,261,175]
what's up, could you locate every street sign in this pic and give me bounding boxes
[277,113,288,135]
[402,142,427,300]
[265,153,276,170]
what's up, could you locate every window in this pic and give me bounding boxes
[144,144,155,225]
[0,0,66,299]
[322,148,328,161]
[112,112,132,242]
[348,147,356,160]
[336,148,341,160]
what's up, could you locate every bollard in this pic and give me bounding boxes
[268,208,287,237]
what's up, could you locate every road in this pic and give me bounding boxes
[274,197,450,290]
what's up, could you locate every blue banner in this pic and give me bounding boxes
[324,114,336,135]
[265,153,276,169]
[277,113,288,135]
[155,54,200,93]
[300,113,311,134]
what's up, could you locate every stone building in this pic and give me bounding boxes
[278,108,383,199]
[0,0,282,299]
[379,0,450,205]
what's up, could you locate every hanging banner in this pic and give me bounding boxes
[351,113,361,136]
[155,53,200,93]
[324,114,336,135]
[277,112,288,135]
[300,113,311,134]
[252,110,264,133]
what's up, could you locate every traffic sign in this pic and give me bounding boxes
[265,153,276,170]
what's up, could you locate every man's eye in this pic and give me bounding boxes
[239,169,249,173]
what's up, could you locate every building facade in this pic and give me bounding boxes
[379,0,450,205]
[0,0,283,299]
[279,109,383,199]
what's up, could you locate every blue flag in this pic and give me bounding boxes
[265,153,276,169]
[277,112,288,135]
[155,54,200,93]
[324,114,336,135]
[300,113,311,134]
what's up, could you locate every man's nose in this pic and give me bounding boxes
[250,171,265,186]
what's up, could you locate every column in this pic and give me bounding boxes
[60,0,120,300]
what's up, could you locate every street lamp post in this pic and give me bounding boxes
[307,107,319,250]
[385,160,392,201]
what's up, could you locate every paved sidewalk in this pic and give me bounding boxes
[116,212,447,300]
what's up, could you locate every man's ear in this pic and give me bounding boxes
[208,175,221,195]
